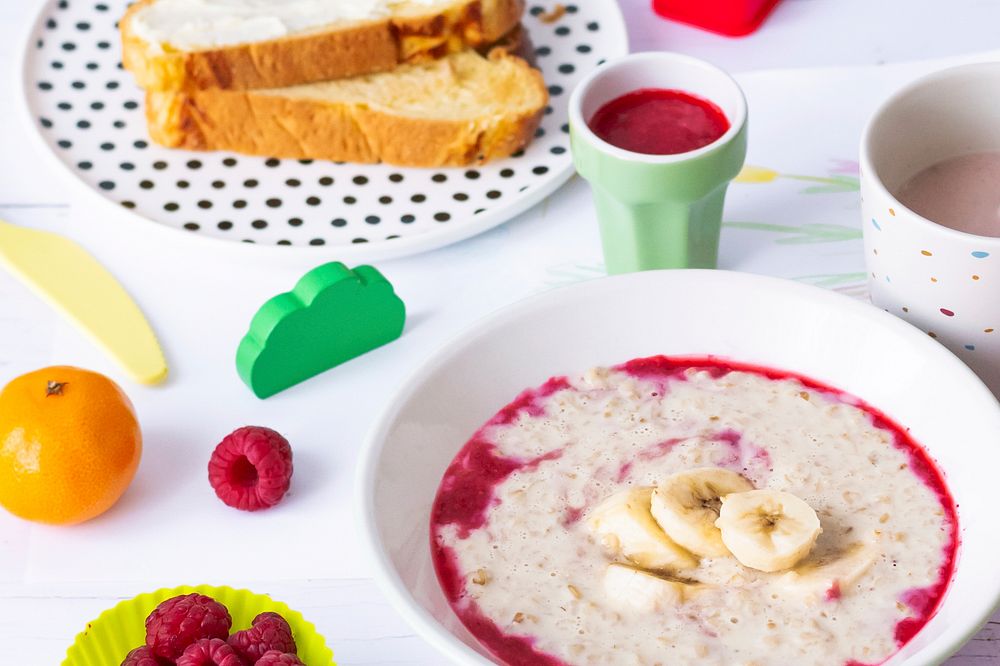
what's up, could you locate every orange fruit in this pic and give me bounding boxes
[0,366,142,525]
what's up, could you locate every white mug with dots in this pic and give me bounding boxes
[861,62,1000,394]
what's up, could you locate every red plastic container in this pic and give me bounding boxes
[652,0,783,37]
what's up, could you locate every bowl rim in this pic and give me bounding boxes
[355,269,1000,666]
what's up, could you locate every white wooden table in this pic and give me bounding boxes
[1,0,999,663]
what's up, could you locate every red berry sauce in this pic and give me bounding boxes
[430,356,959,666]
[589,88,730,155]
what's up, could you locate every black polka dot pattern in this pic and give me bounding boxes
[26,0,621,249]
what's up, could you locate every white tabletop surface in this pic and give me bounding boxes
[2,0,1000,663]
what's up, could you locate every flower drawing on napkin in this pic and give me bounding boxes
[735,160,860,194]
[722,222,861,244]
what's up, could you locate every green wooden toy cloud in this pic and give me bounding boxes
[236,262,405,399]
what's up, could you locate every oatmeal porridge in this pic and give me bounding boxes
[430,357,957,666]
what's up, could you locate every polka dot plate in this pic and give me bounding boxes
[20,1,629,260]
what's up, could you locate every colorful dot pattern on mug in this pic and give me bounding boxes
[972,251,990,258]
[941,309,955,317]
[871,218,882,231]
[921,250,933,256]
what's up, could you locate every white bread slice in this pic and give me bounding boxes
[145,46,548,167]
[121,0,525,91]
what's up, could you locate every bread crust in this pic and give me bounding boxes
[122,0,526,91]
[145,50,546,168]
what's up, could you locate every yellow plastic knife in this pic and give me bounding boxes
[0,219,168,385]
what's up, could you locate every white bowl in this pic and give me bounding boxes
[357,270,1000,666]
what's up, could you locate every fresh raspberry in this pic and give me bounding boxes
[177,638,246,666]
[254,652,305,666]
[208,427,293,511]
[145,594,233,660]
[121,646,168,666]
[228,612,297,663]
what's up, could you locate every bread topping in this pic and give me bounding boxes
[131,0,445,51]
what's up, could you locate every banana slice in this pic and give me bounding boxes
[587,487,698,571]
[715,489,822,572]
[602,563,694,612]
[650,468,755,557]
[777,542,878,600]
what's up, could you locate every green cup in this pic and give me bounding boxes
[569,52,748,274]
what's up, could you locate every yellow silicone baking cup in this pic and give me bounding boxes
[62,584,336,666]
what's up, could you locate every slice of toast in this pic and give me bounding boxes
[145,46,548,167]
[122,0,526,92]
